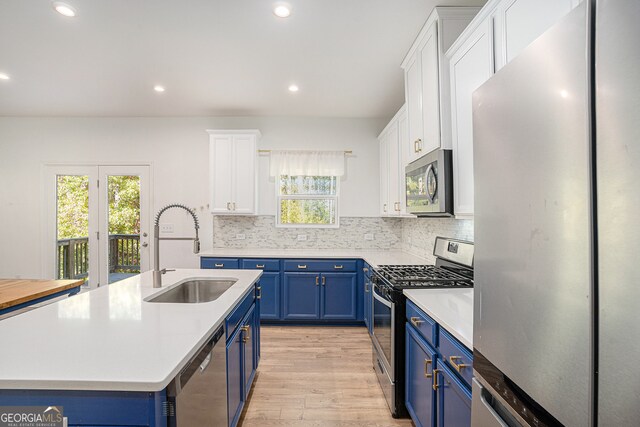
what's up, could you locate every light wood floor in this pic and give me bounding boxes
[239,326,414,427]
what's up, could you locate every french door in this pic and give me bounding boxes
[43,165,151,288]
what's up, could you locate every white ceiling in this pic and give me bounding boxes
[0,0,486,118]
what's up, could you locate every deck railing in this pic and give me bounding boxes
[57,234,140,280]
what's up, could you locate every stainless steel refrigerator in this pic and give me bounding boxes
[471,0,640,426]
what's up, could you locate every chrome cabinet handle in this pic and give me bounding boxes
[322,276,326,286]
[424,358,433,378]
[298,264,307,269]
[394,202,400,212]
[334,265,343,269]
[383,203,387,213]
[363,268,369,273]
[410,316,424,327]
[315,276,319,286]
[256,264,265,268]
[214,263,224,268]
[364,283,369,292]
[227,202,231,210]
[231,202,236,211]
[256,286,262,300]
[449,356,470,372]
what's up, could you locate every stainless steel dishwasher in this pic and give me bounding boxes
[167,325,227,426]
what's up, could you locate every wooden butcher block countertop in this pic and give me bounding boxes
[0,279,83,310]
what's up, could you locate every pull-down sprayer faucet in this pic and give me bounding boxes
[153,204,200,288]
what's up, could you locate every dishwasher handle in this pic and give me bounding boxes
[171,325,225,396]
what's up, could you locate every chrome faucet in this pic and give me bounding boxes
[153,204,200,288]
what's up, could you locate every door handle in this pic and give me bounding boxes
[316,276,319,286]
[424,359,432,378]
[256,286,262,300]
[449,356,470,372]
[322,276,326,286]
[410,316,424,327]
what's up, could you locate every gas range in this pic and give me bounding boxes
[371,237,474,419]
[374,264,473,290]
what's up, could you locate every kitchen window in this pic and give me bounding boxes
[277,175,339,227]
[269,150,345,228]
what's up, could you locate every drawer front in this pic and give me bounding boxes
[241,258,280,271]
[201,257,239,269]
[406,300,437,348]
[439,327,473,388]
[225,288,255,341]
[283,259,357,272]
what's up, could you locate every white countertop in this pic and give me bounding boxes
[0,269,261,391]
[403,288,474,350]
[199,248,429,268]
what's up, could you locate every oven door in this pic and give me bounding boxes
[371,279,394,380]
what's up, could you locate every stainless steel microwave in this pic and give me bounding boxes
[405,149,453,216]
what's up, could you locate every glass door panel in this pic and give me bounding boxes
[56,175,91,286]
[106,175,141,284]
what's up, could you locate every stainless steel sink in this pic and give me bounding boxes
[147,279,237,303]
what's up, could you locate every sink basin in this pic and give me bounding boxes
[147,279,237,303]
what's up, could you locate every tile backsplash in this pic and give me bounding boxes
[212,215,473,261]
[401,218,474,263]
[212,216,403,249]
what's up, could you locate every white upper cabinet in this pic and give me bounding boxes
[402,7,480,165]
[444,0,582,218]
[208,130,260,215]
[494,0,582,70]
[379,105,409,217]
[448,11,497,218]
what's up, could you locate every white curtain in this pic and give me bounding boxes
[269,150,345,177]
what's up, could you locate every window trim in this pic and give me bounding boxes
[275,175,340,229]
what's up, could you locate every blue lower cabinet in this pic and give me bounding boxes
[226,326,243,427]
[406,325,437,427]
[242,304,257,398]
[257,272,280,320]
[283,273,321,320]
[321,272,357,320]
[436,362,472,427]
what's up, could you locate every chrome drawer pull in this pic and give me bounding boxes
[256,286,262,300]
[410,316,424,327]
[298,264,307,269]
[256,264,265,268]
[334,265,343,269]
[214,263,224,268]
[449,356,470,372]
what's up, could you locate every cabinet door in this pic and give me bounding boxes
[210,136,233,214]
[379,132,390,215]
[420,22,441,156]
[232,135,256,214]
[397,107,409,214]
[495,0,576,70]
[283,273,320,320]
[436,362,472,427]
[226,329,243,427]
[242,304,257,398]
[406,324,437,427]
[321,273,357,320]
[257,272,280,320]
[405,54,423,164]
[387,121,401,215]
[449,20,494,218]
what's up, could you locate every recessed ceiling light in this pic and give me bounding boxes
[274,5,291,18]
[560,89,569,98]
[0,73,9,81]
[52,2,77,17]
[153,85,166,93]
[288,84,299,93]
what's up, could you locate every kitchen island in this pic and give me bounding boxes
[0,278,83,318]
[0,269,261,427]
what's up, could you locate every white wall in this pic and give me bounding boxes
[0,116,385,279]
